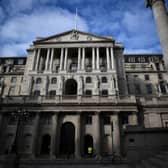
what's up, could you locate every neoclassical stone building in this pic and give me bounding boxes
[0,0,168,167]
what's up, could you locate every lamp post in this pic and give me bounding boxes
[5,109,29,168]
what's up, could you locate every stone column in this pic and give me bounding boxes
[77,48,81,71]
[92,48,96,70]
[146,0,168,70]
[112,114,120,155]
[94,112,101,158]
[64,48,68,71]
[75,114,81,159]
[50,113,58,158]
[60,48,64,70]
[106,47,110,70]
[110,47,114,69]
[35,49,40,71]
[32,113,40,157]
[96,48,100,70]
[49,48,54,71]
[31,49,37,71]
[45,48,50,71]
[81,48,85,70]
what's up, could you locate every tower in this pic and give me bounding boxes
[146,0,168,70]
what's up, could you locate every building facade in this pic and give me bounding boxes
[0,0,168,167]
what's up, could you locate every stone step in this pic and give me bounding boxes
[141,160,158,168]
[149,157,168,167]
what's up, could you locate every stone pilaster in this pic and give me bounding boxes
[50,113,58,158]
[94,112,101,158]
[112,114,120,155]
[110,47,114,69]
[32,113,40,158]
[75,114,81,159]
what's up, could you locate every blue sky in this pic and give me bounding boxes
[0,0,167,57]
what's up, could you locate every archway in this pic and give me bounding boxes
[84,134,94,157]
[64,79,77,95]
[40,134,51,155]
[59,122,75,157]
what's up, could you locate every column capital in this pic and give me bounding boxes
[146,0,165,8]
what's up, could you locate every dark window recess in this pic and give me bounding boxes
[85,90,92,96]
[129,138,135,143]
[49,90,56,96]
[144,74,150,80]
[122,114,129,125]
[103,116,111,125]
[36,78,42,84]
[102,77,107,83]
[86,77,92,83]
[135,84,141,95]
[146,84,152,94]
[33,90,40,96]
[160,82,167,94]
[101,90,108,96]
[158,74,163,80]
[51,78,57,84]
[85,116,92,124]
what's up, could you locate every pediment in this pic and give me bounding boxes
[34,30,113,44]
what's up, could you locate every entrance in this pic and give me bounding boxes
[64,79,77,95]
[84,134,94,157]
[60,122,75,157]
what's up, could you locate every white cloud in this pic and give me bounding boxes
[0,7,88,56]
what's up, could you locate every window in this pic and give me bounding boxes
[51,77,57,84]
[122,114,129,125]
[86,77,92,83]
[103,116,111,125]
[85,115,92,124]
[129,138,135,143]
[146,84,152,94]
[158,73,163,80]
[144,74,149,80]
[102,77,107,83]
[101,90,108,96]
[49,90,56,96]
[160,82,167,94]
[11,77,17,83]
[85,90,92,96]
[135,84,141,95]
[33,90,40,96]
[36,78,42,84]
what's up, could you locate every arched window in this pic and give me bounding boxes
[36,78,42,84]
[102,77,107,83]
[33,90,40,96]
[86,77,92,83]
[51,77,57,84]
[40,134,51,155]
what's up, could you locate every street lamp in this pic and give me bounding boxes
[6,108,29,168]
